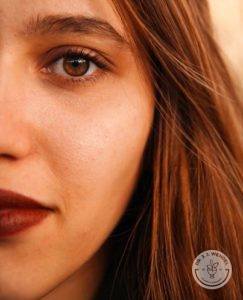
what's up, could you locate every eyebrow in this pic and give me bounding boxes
[19,14,129,48]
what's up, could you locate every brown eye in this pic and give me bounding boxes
[47,53,98,79]
[63,56,90,77]
[42,48,111,85]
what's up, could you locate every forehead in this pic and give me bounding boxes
[0,0,124,34]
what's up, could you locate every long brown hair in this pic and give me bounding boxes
[94,1,243,299]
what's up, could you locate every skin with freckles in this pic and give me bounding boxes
[0,0,154,299]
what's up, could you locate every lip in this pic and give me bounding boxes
[0,188,54,238]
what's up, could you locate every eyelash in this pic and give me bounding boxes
[41,47,111,87]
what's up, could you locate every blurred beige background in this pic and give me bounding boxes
[209,0,243,95]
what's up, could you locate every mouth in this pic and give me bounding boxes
[0,188,55,238]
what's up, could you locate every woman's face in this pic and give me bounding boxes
[0,0,154,299]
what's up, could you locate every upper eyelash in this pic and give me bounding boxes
[60,48,110,70]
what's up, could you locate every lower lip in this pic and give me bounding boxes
[0,208,51,238]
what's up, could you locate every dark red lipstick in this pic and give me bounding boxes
[0,188,54,238]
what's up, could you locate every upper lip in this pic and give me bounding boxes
[0,188,53,210]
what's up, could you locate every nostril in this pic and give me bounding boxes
[0,153,16,160]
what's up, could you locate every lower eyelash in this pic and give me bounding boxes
[58,68,110,86]
[44,65,110,89]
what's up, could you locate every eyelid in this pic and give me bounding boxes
[38,45,115,71]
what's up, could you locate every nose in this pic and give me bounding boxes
[0,110,32,160]
[0,49,33,160]
[0,74,33,160]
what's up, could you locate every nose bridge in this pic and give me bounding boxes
[0,17,35,160]
[0,46,24,96]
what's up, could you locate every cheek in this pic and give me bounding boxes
[36,78,154,257]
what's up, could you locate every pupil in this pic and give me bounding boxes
[71,58,80,68]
